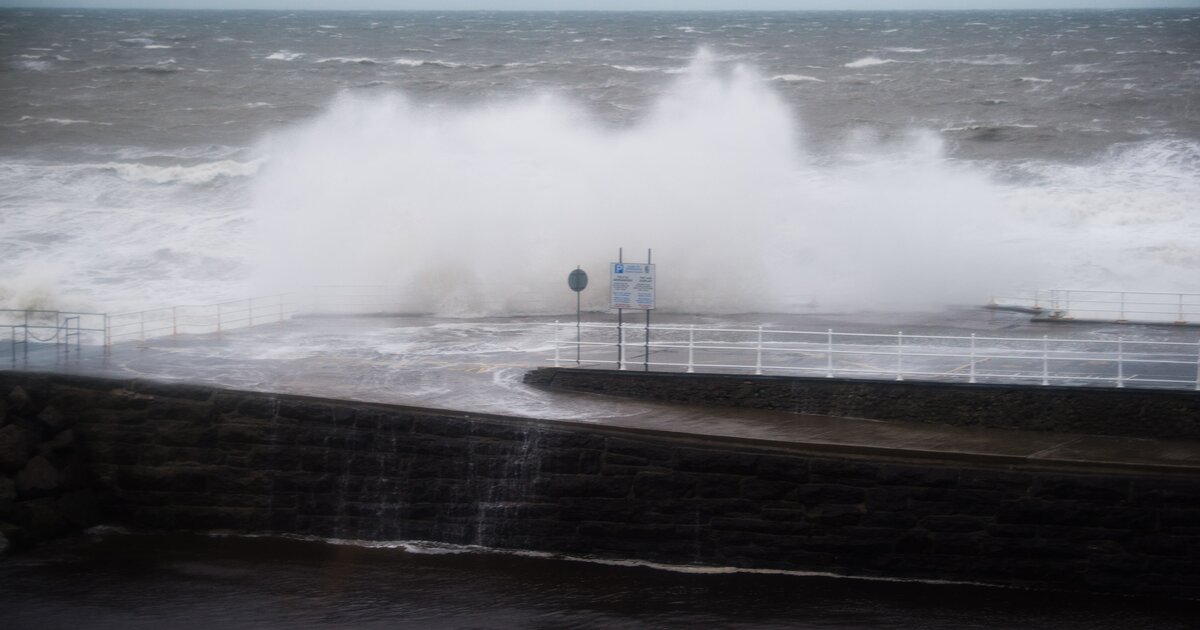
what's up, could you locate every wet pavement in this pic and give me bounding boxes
[5,309,1198,475]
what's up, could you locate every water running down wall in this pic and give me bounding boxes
[0,371,1197,599]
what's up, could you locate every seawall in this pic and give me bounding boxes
[524,368,1200,439]
[0,370,1197,599]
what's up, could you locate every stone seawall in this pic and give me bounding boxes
[525,368,1200,439]
[0,371,1197,599]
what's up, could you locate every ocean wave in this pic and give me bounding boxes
[317,56,382,65]
[609,64,659,73]
[770,74,823,83]
[12,60,53,71]
[1017,77,1052,83]
[844,57,897,68]
[393,58,462,68]
[948,55,1025,66]
[118,37,155,47]
[13,116,113,126]
[266,50,303,61]
[882,47,927,53]
[96,159,263,185]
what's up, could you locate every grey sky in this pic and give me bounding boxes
[1,1,1197,10]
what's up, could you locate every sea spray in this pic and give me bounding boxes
[250,52,1025,314]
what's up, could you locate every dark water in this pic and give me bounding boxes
[1,531,1197,629]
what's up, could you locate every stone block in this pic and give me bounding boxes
[632,472,696,500]
[0,424,36,473]
[16,455,59,497]
[675,448,757,475]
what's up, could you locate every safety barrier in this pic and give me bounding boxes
[550,322,1200,391]
[990,289,1200,324]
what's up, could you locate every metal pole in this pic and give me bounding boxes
[616,248,623,369]
[969,333,977,384]
[1116,337,1124,388]
[104,313,111,352]
[619,324,626,371]
[644,248,651,373]
[896,331,904,381]
[1065,291,1071,318]
[575,289,581,366]
[1042,335,1049,386]
[1178,294,1186,325]
[1118,292,1126,322]
[755,325,763,375]
[826,329,833,378]
[687,324,694,373]
[1195,340,1200,391]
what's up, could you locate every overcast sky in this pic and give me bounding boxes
[1,1,1197,10]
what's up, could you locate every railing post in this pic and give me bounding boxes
[755,325,763,376]
[1178,293,1186,325]
[172,306,178,336]
[1116,337,1124,388]
[969,333,977,384]
[553,321,560,368]
[104,314,111,351]
[1118,292,1126,322]
[686,325,695,374]
[1064,291,1071,318]
[896,331,904,381]
[1042,335,1049,386]
[826,329,833,378]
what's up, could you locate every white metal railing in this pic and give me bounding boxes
[1,309,99,364]
[990,289,1200,325]
[549,321,1200,391]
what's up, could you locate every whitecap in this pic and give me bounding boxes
[609,64,663,73]
[770,74,824,83]
[266,50,303,61]
[317,56,381,65]
[882,47,926,53]
[97,159,263,185]
[144,44,172,49]
[844,57,897,68]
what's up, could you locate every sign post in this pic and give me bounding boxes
[610,249,655,371]
[567,267,588,365]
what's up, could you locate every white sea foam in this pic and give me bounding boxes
[844,57,897,68]
[317,56,381,65]
[266,50,303,61]
[882,47,927,53]
[15,116,113,126]
[770,74,823,83]
[100,159,262,185]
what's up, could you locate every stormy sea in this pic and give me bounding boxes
[1,8,1198,628]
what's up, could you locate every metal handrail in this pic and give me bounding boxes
[549,321,1200,391]
[991,289,1200,324]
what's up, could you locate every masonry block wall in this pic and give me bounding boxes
[0,371,1197,599]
